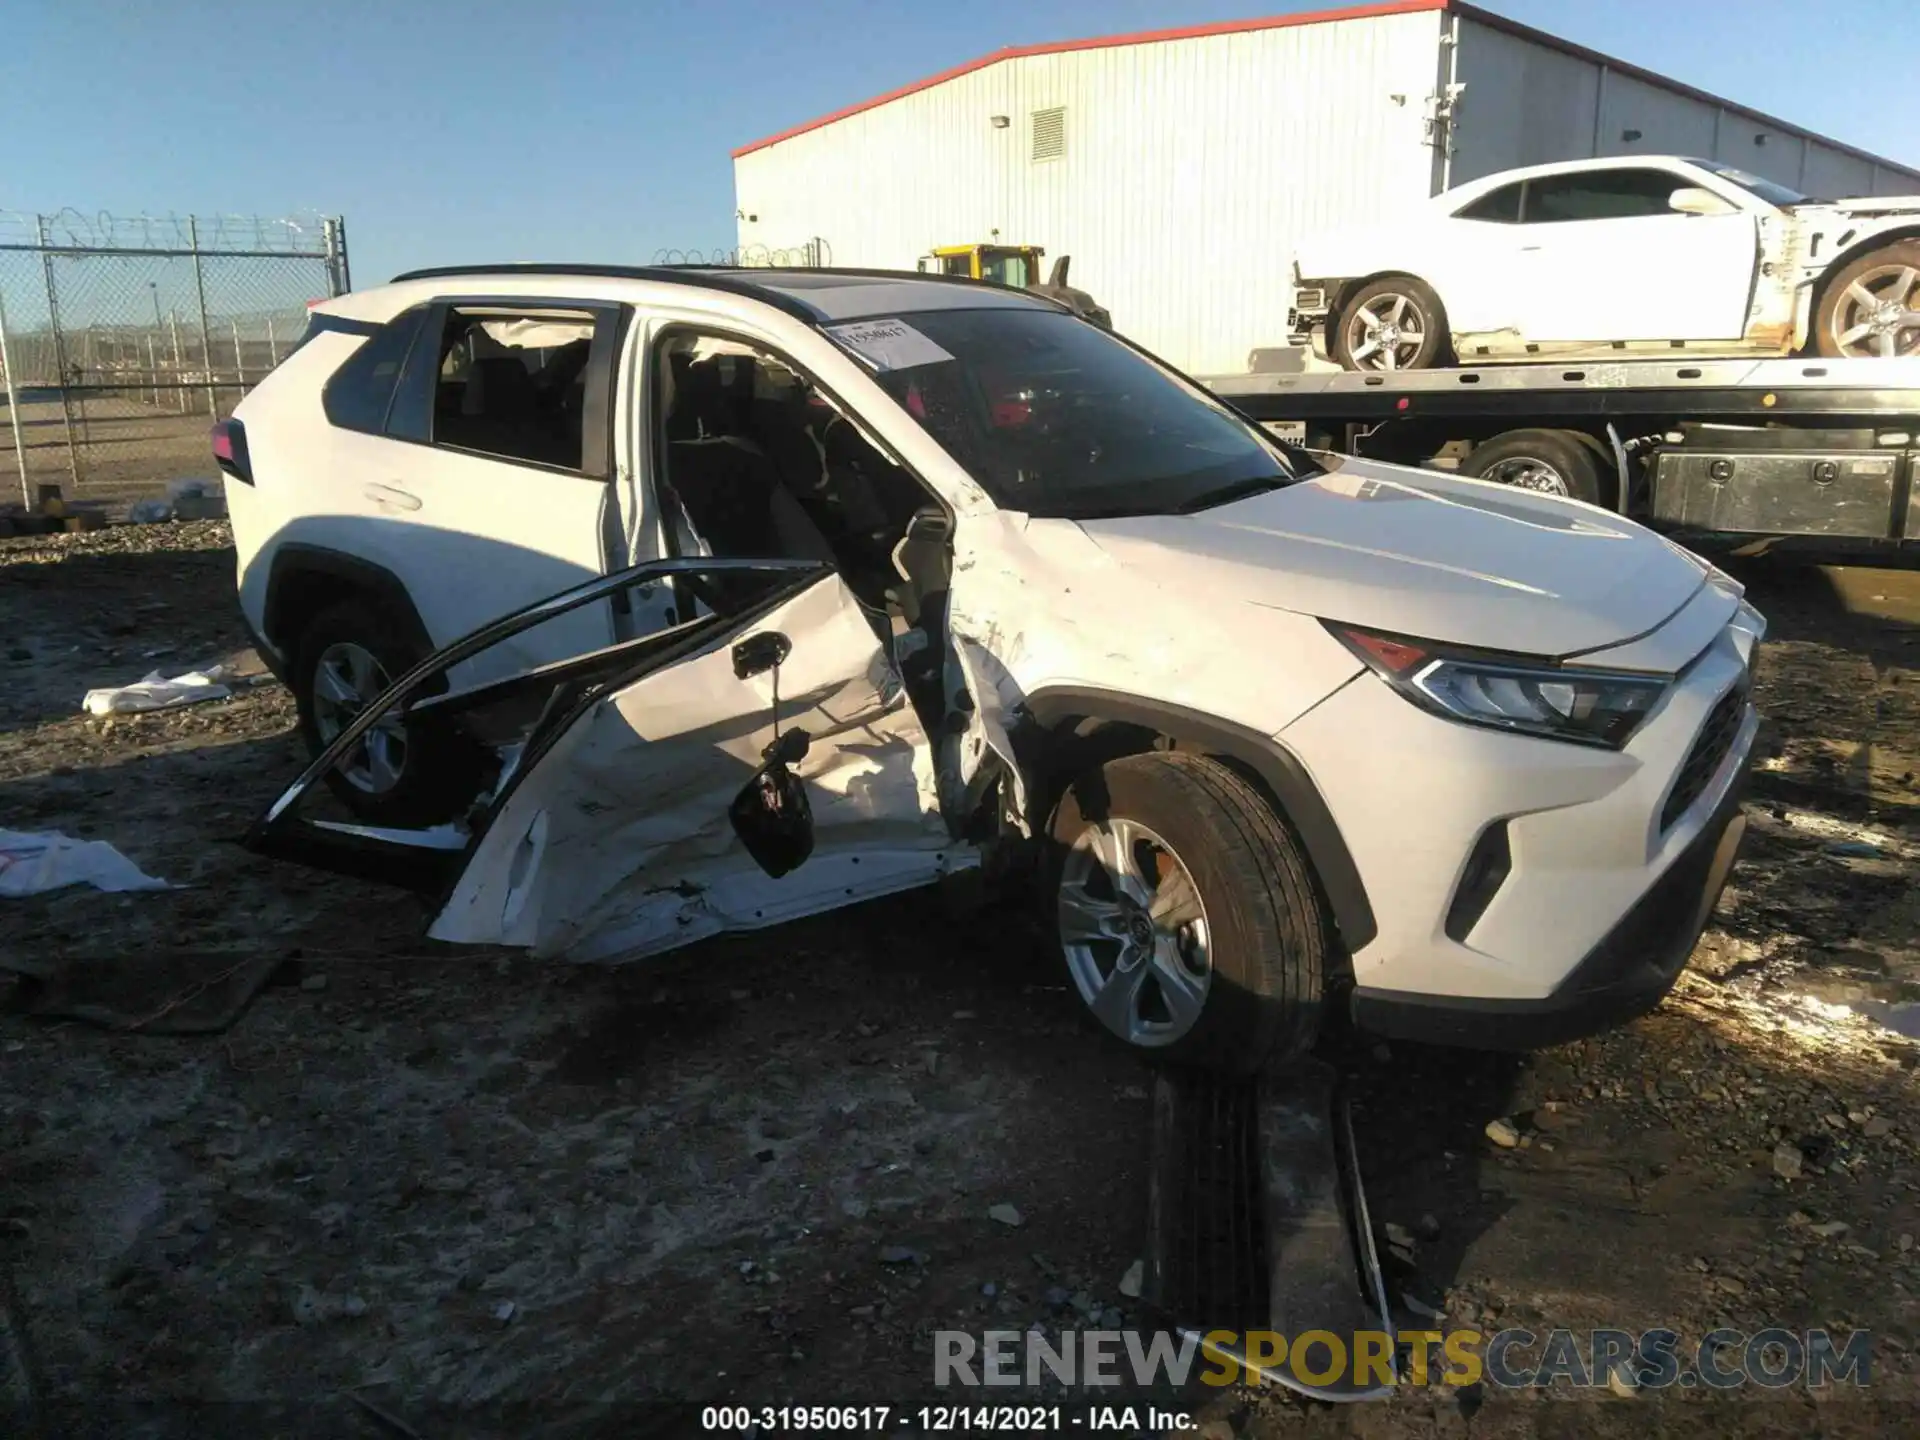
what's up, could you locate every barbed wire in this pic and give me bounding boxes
[648,239,834,268]
[0,209,334,255]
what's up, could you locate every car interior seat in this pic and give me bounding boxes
[888,512,953,628]
[662,352,835,569]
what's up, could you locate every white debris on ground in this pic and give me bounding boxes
[0,827,172,896]
[126,478,228,525]
[81,661,240,716]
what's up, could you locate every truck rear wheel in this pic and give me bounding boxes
[1047,752,1327,1074]
[1459,428,1606,506]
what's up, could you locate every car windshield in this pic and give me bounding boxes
[1697,162,1810,207]
[827,307,1308,519]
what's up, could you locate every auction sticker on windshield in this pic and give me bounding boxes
[824,318,953,372]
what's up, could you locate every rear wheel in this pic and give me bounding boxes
[1814,240,1920,359]
[291,598,484,826]
[1047,752,1327,1074]
[1460,428,1607,506]
[1331,276,1449,372]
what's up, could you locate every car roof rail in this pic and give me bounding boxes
[384,263,822,321]
[383,262,1067,318]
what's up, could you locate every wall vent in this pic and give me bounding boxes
[1031,107,1066,163]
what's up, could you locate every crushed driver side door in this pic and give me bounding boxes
[248,556,969,963]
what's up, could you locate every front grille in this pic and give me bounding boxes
[1660,682,1748,832]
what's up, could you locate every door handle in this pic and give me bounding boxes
[363,482,422,512]
[1519,245,1543,252]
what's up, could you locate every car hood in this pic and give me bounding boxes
[1073,459,1711,659]
[1797,195,1920,217]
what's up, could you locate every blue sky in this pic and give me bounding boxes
[1,0,1913,285]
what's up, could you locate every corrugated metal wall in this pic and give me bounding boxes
[734,10,1447,375]
[1449,14,1918,197]
[734,8,1919,374]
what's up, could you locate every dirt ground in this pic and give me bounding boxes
[2,522,1917,1438]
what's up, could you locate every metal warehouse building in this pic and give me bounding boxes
[730,0,1920,375]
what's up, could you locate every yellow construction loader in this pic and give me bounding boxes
[917,244,1112,329]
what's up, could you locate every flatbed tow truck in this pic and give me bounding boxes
[1205,356,1920,557]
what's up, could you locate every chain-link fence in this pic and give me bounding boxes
[0,210,348,515]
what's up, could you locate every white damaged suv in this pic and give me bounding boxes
[222,265,1763,1071]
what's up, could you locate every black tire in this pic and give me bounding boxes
[1330,275,1450,371]
[1813,239,1920,359]
[291,598,484,826]
[1459,428,1607,506]
[1046,752,1327,1074]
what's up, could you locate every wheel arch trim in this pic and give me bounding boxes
[263,543,435,662]
[1020,686,1378,953]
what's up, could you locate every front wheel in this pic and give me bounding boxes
[1331,276,1449,371]
[1814,240,1920,359]
[1046,752,1327,1074]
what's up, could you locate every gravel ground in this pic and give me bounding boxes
[2,522,1917,1437]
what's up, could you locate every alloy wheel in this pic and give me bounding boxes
[310,640,407,795]
[1345,293,1426,371]
[1829,263,1920,359]
[1058,817,1213,1047]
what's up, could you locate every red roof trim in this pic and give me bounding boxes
[730,0,1446,158]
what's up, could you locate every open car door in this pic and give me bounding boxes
[248,556,970,962]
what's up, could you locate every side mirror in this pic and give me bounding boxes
[729,727,814,878]
[731,630,791,680]
[1669,186,1736,217]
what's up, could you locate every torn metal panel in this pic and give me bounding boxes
[431,572,955,957]
[942,510,1363,759]
[942,634,1030,832]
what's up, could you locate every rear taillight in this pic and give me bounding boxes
[211,418,253,485]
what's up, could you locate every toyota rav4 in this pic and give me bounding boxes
[221,264,1764,1072]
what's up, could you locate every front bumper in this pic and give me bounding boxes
[1276,583,1760,1046]
[1288,282,1333,360]
[1348,760,1750,1050]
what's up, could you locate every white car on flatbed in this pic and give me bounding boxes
[220,263,1763,1070]
[1292,154,1920,370]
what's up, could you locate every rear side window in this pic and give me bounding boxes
[422,307,598,471]
[1456,182,1522,223]
[322,306,428,433]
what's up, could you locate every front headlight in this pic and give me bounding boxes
[1327,623,1668,748]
